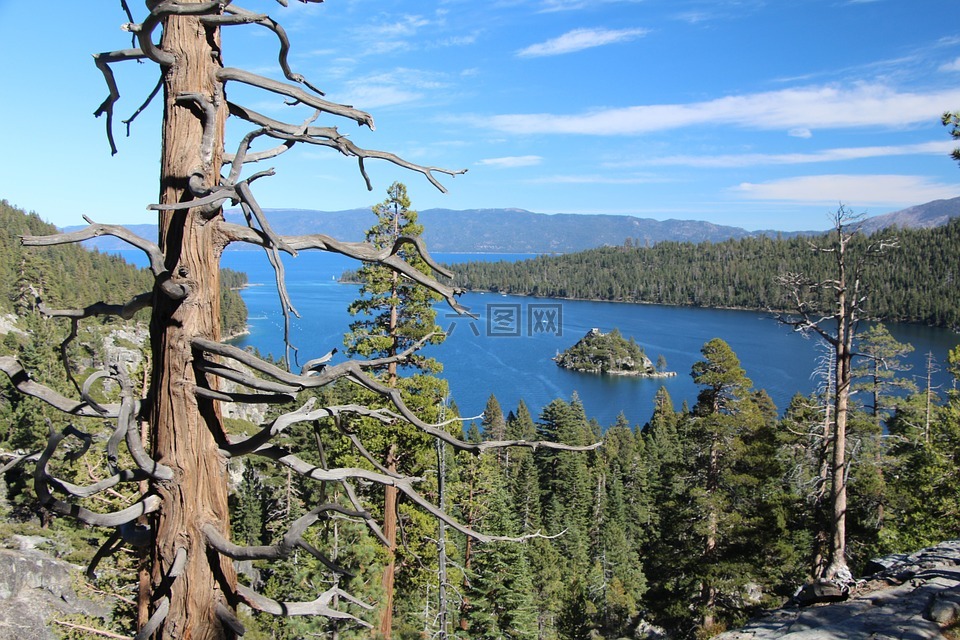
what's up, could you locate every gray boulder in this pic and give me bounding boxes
[716,540,960,639]
[0,548,110,640]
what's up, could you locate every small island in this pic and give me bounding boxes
[554,328,677,377]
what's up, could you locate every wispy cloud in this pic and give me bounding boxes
[731,174,960,205]
[340,85,423,109]
[367,14,431,39]
[616,141,955,168]
[517,27,649,58]
[940,56,960,72]
[528,173,666,185]
[339,68,450,108]
[477,156,543,168]
[538,0,646,13]
[479,83,960,135]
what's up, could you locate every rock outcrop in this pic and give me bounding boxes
[717,540,960,639]
[0,545,110,640]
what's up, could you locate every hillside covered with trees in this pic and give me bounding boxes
[5,192,960,639]
[448,219,960,330]
[0,200,248,338]
[200,334,960,639]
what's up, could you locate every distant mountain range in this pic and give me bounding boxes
[858,196,960,234]
[65,196,960,254]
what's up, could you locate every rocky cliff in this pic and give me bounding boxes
[717,540,960,639]
[0,542,110,640]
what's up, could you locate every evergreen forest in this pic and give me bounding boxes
[4,197,960,639]
[448,219,960,330]
[0,200,249,337]
[218,333,960,639]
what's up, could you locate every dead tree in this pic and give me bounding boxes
[0,3,599,639]
[776,205,896,584]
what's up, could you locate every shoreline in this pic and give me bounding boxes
[556,365,678,378]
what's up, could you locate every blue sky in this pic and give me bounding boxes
[2,0,960,231]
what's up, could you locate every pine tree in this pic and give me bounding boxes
[345,181,443,378]
[461,451,538,640]
[853,324,916,430]
[882,345,960,551]
[646,339,796,635]
[342,181,448,638]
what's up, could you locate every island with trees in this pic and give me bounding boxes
[554,327,675,377]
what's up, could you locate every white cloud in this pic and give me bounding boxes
[538,0,646,13]
[367,15,431,39]
[618,141,955,169]
[731,174,960,205]
[529,174,665,185]
[477,155,543,168]
[340,85,423,109]
[940,57,960,72]
[480,83,960,135]
[517,27,650,58]
[339,68,451,108]
[788,128,813,139]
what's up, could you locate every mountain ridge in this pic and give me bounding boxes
[61,196,960,253]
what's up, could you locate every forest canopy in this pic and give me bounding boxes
[447,219,960,330]
[0,200,248,338]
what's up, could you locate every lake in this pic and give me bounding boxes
[211,250,960,427]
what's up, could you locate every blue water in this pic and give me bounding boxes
[109,249,960,427]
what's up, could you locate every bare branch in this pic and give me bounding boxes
[194,337,602,455]
[87,529,124,580]
[219,67,375,128]
[93,49,147,155]
[207,6,326,95]
[216,603,246,636]
[219,398,396,457]
[236,583,373,623]
[22,221,187,300]
[202,503,366,563]
[252,444,578,544]
[0,356,118,418]
[39,293,152,322]
[135,597,170,640]
[122,75,163,136]
[226,102,467,192]
[52,620,131,640]
[193,386,294,405]
[0,449,42,474]
[33,422,162,527]
[219,222,466,313]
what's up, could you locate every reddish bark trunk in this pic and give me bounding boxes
[378,445,399,639]
[143,5,238,638]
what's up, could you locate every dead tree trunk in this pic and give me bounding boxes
[0,5,602,638]
[146,5,237,638]
[778,205,896,583]
[825,296,852,581]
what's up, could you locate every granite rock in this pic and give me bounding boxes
[716,540,960,640]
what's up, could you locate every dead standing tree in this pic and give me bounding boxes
[776,204,896,587]
[0,2,598,639]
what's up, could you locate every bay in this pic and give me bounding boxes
[218,251,960,427]
[106,249,959,426]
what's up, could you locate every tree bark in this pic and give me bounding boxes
[824,239,853,582]
[379,444,399,638]
[145,5,237,638]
